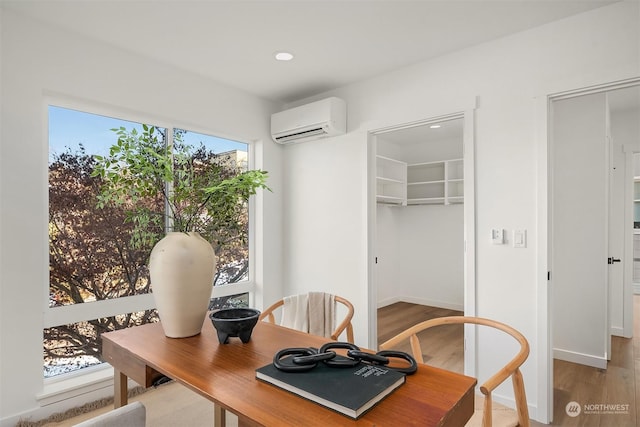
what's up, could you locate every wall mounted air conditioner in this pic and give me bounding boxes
[271,97,346,144]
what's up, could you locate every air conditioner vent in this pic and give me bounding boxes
[274,126,327,143]
[271,97,346,144]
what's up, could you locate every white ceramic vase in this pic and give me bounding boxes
[149,232,217,338]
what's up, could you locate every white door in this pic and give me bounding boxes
[551,92,610,369]
[607,86,640,340]
[608,106,626,340]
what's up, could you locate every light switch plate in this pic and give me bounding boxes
[513,229,526,248]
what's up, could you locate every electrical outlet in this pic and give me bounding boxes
[491,229,504,245]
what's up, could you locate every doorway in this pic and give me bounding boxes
[545,79,640,422]
[367,110,476,376]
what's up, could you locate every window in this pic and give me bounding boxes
[48,108,153,307]
[43,311,157,377]
[176,128,252,287]
[46,106,255,377]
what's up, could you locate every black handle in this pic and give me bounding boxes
[608,257,621,264]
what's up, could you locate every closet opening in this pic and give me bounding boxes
[367,110,476,378]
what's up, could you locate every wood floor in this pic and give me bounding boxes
[377,302,464,372]
[550,295,640,426]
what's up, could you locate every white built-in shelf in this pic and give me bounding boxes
[377,195,406,204]
[376,155,407,205]
[376,155,463,206]
[407,158,463,205]
[407,197,446,205]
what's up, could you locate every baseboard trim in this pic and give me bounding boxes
[553,348,607,369]
[610,326,625,337]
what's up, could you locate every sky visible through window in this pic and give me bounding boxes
[48,105,247,163]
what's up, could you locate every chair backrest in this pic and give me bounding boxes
[259,294,354,342]
[379,316,529,427]
[72,401,146,427]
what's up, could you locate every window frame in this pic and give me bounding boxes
[43,98,259,383]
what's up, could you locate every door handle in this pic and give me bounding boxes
[608,257,621,264]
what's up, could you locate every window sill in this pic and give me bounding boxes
[37,364,116,406]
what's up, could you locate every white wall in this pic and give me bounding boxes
[377,204,464,308]
[281,132,368,342]
[0,9,284,424]
[282,2,639,422]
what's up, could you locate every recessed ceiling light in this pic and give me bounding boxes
[430,124,441,129]
[275,52,294,61]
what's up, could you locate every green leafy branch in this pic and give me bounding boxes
[91,125,270,251]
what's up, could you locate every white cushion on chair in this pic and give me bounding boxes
[72,401,146,427]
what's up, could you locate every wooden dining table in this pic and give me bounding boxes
[102,318,476,426]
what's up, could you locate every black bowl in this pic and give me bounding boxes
[209,308,261,344]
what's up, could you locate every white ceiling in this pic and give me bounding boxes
[2,0,621,104]
[378,117,464,146]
